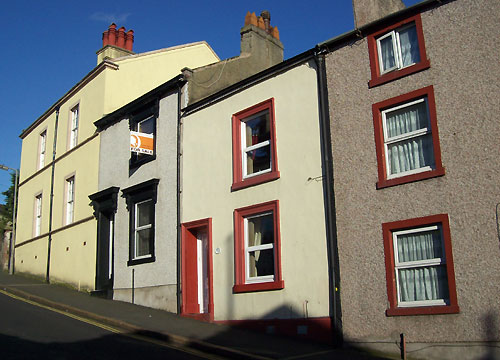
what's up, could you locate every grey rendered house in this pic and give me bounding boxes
[91,77,183,310]
[319,0,500,358]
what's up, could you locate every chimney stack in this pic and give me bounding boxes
[97,23,135,64]
[352,0,405,28]
[184,10,284,105]
[240,10,283,64]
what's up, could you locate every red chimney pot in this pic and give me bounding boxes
[125,30,134,51]
[117,26,126,48]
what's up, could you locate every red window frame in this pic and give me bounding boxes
[368,14,430,88]
[231,98,280,191]
[382,214,459,316]
[233,200,284,293]
[372,85,444,189]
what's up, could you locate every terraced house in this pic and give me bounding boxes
[15,24,219,290]
[320,0,500,358]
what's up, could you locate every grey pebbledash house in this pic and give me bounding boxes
[318,0,500,358]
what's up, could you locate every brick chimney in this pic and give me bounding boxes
[240,11,283,66]
[97,23,135,64]
[352,0,405,28]
[183,10,284,105]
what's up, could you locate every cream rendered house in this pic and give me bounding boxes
[180,48,339,342]
[15,24,219,291]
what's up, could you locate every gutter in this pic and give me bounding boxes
[176,83,183,315]
[46,106,60,283]
[313,47,343,346]
[317,0,449,51]
[182,49,315,116]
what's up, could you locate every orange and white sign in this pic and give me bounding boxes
[130,131,154,155]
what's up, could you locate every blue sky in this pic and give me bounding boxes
[0,0,420,201]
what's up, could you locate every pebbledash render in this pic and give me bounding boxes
[320,0,500,358]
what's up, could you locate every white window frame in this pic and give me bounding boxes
[34,194,42,236]
[69,105,79,149]
[38,130,47,169]
[133,199,153,260]
[392,224,447,308]
[65,177,75,225]
[240,110,272,180]
[244,211,275,284]
[377,23,418,75]
[382,97,432,179]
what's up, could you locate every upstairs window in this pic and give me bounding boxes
[69,105,79,149]
[232,99,279,191]
[377,23,420,74]
[130,107,156,168]
[373,86,444,189]
[38,130,47,170]
[368,14,430,87]
[383,214,459,316]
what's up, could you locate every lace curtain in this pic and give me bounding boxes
[397,230,449,302]
[386,101,434,175]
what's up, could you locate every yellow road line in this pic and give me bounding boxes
[0,289,220,360]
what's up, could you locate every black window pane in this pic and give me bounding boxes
[246,145,271,175]
[137,200,153,227]
[138,116,155,134]
[244,111,270,146]
[136,228,151,257]
[249,249,274,277]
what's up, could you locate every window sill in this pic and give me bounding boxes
[376,167,444,189]
[129,154,156,170]
[231,171,280,191]
[386,304,459,316]
[369,59,430,88]
[233,280,284,293]
[127,255,155,266]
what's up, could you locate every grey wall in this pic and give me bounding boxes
[325,0,500,358]
[98,92,179,312]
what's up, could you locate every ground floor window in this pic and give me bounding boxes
[122,179,159,266]
[233,200,284,293]
[382,214,459,316]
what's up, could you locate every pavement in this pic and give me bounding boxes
[0,270,387,359]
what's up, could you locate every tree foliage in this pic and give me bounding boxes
[0,173,17,234]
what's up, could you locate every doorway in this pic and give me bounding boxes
[181,218,213,320]
[89,187,119,299]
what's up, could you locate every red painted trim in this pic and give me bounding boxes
[231,98,280,191]
[382,214,459,316]
[231,171,280,191]
[181,218,214,321]
[233,200,284,293]
[233,280,284,293]
[216,317,333,344]
[368,14,430,88]
[372,86,445,189]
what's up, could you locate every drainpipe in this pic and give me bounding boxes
[46,106,60,283]
[176,82,183,314]
[314,47,343,346]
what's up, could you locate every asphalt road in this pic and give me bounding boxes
[0,292,216,360]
